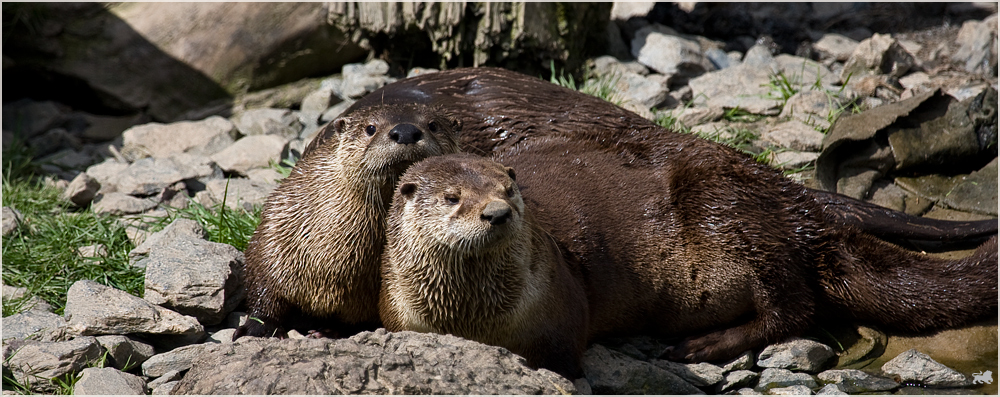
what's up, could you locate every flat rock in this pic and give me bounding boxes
[717,370,759,393]
[815,383,848,395]
[152,381,180,395]
[768,384,814,395]
[583,344,703,394]
[757,338,836,373]
[129,218,207,261]
[91,192,159,215]
[689,44,783,115]
[84,158,130,193]
[761,120,825,152]
[147,369,184,392]
[2,284,53,314]
[769,150,819,171]
[755,368,819,392]
[599,71,669,109]
[120,116,236,161]
[816,369,898,393]
[723,350,756,372]
[173,330,576,394]
[63,280,205,343]
[112,154,219,196]
[2,206,23,236]
[2,337,103,393]
[73,367,147,395]
[95,335,156,371]
[200,178,276,210]
[881,349,971,387]
[210,134,288,175]
[232,108,302,139]
[780,90,839,131]
[2,310,69,343]
[319,98,356,124]
[650,359,725,387]
[142,344,208,378]
[952,15,998,75]
[896,157,998,216]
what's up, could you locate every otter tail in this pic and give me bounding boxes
[821,232,997,332]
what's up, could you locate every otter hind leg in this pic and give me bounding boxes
[233,314,288,340]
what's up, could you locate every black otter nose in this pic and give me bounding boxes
[388,123,423,144]
[481,201,512,225]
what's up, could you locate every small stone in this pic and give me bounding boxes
[207,328,237,344]
[2,206,24,236]
[840,33,915,82]
[717,370,760,393]
[200,178,277,211]
[761,120,825,152]
[769,151,819,171]
[73,367,147,395]
[246,167,286,184]
[813,34,858,62]
[91,192,159,215]
[141,344,208,378]
[233,108,303,140]
[95,335,156,371]
[768,385,814,395]
[61,171,101,207]
[632,24,713,82]
[757,338,835,373]
[76,244,108,259]
[755,368,819,392]
[816,369,898,393]
[129,218,207,261]
[84,158,129,193]
[210,134,289,175]
[319,99,356,124]
[147,369,184,392]
[651,359,725,387]
[722,350,756,372]
[300,88,338,122]
[952,15,998,75]
[815,383,847,395]
[731,387,763,395]
[151,381,180,395]
[2,311,69,342]
[120,116,236,161]
[881,349,971,387]
[111,155,219,196]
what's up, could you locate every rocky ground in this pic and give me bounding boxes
[3,2,998,395]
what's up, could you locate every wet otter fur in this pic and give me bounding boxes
[233,103,462,339]
[380,146,997,378]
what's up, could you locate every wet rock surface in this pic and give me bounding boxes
[2,2,996,395]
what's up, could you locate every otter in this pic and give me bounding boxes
[380,146,997,378]
[233,103,462,339]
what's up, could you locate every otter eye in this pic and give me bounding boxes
[427,121,439,133]
[444,194,460,205]
[365,125,377,136]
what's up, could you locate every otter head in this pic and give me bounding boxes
[391,153,525,253]
[330,103,462,177]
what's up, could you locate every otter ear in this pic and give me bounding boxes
[450,117,462,132]
[505,167,516,181]
[399,182,417,199]
[333,118,348,134]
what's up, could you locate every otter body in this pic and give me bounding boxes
[380,147,998,378]
[234,103,462,339]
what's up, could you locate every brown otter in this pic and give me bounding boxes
[379,145,997,378]
[233,103,462,339]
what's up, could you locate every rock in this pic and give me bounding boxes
[773,54,839,89]
[29,128,81,158]
[210,134,289,175]
[816,369,898,393]
[717,370,760,393]
[207,328,237,344]
[2,311,69,342]
[705,48,737,69]
[76,244,107,259]
[141,344,208,378]
[173,330,576,394]
[151,381,180,395]
[300,88,338,122]
[140,233,245,325]
[689,44,783,116]
[200,178,277,210]
[147,369,184,392]
[78,112,149,141]
[761,120,825,152]
[583,345,703,394]
[590,55,650,77]
[840,33,915,82]
[755,368,819,392]
[233,108,303,140]
[73,367,147,395]
[63,280,205,344]
[896,157,998,216]
[1,285,52,314]
[631,24,713,83]
[129,218,207,261]
[732,387,763,395]
[2,206,24,236]
[84,159,130,193]
[815,383,848,395]
[834,325,890,368]
[246,167,286,184]
[952,15,998,75]
[95,335,156,371]
[111,155,220,196]
[757,338,836,373]
[769,150,819,171]
[780,90,840,132]
[121,116,236,161]
[337,60,397,99]
[39,149,95,173]
[881,349,971,387]
[590,71,668,110]
[723,350,757,372]
[813,33,859,62]
[319,99,356,124]
[650,360,725,387]
[2,337,103,393]
[91,192,159,215]
[768,385,814,395]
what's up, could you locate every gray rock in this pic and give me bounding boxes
[768,385,814,395]
[780,90,840,132]
[583,344,704,394]
[300,88,338,122]
[151,381,180,395]
[574,377,593,394]
[120,116,236,161]
[761,120,825,152]
[591,55,650,77]
[769,150,819,171]
[881,349,971,387]
[79,112,149,141]
[755,368,819,392]
[246,167,286,184]
[631,24,713,82]
[112,154,219,196]
[2,100,66,139]
[650,359,725,387]
[773,54,839,90]
[84,158,130,193]
[2,337,103,393]
[815,383,848,395]
[816,369,898,393]
[207,328,237,344]
[142,344,208,378]
[200,178,276,210]
[705,48,736,69]
[140,235,245,325]
[173,330,576,394]
[952,15,998,75]
[717,370,759,393]
[76,244,107,259]
[2,206,24,236]
[338,60,397,99]
[2,285,53,314]
[30,128,81,158]
[129,218,207,261]
[95,335,156,371]
[688,46,783,115]
[3,310,70,344]
[723,350,756,372]
[63,280,205,343]
[210,134,289,175]
[39,149,95,173]
[319,99,356,123]
[233,108,303,140]
[731,387,763,395]
[91,192,159,215]
[757,338,835,373]
[840,33,915,82]
[73,367,146,395]
[813,33,859,62]
[147,369,184,392]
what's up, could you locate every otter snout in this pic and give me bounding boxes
[481,200,513,225]
[389,123,423,144]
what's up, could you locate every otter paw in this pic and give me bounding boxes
[666,333,731,363]
[306,328,337,339]
[233,317,287,340]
